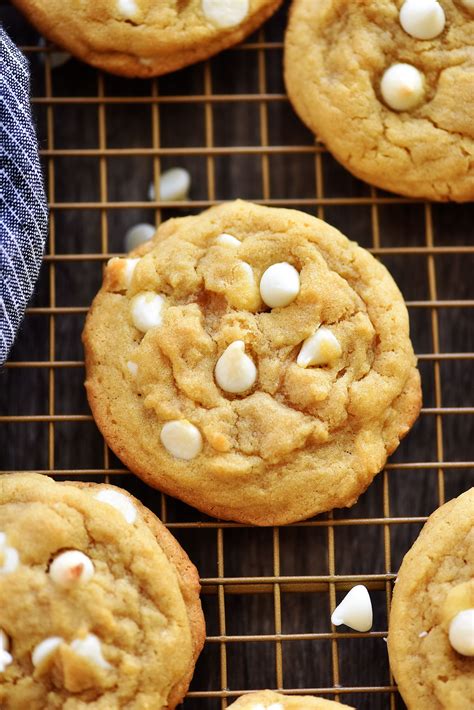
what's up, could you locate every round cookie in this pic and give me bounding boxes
[227,689,355,708]
[83,201,421,525]
[11,0,282,78]
[0,472,205,709]
[284,0,474,201]
[388,488,474,709]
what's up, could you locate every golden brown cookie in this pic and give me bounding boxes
[227,689,355,709]
[11,0,282,77]
[388,488,474,710]
[284,0,474,201]
[0,472,205,709]
[83,201,421,525]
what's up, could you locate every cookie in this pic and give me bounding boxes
[388,488,474,709]
[0,472,205,709]
[11,0,282,77]
[227,690,355,709]
[83,200,421,526]
[284,0,474,201]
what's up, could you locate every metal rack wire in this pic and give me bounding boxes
[1,1,474,708]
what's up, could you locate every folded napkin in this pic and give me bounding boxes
[1,26,48,365]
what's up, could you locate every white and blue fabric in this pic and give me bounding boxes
[1,26,48,365]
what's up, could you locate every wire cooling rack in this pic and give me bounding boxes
[1,1,474,708]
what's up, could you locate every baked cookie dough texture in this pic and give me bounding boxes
[284,0,474,201]
[11,0,282,77]
[83,201,421,525]
[227,689,355,709]
[0,473,205,710]
[388,488,474,710]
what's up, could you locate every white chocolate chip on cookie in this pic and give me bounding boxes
[127,360,138,377]
[49,550,95,588]
[0,631,12,673]
[331,585,373,632]
[380,63,425,111]
[399,0,445,40]
[227,261,261,311]
[202,0,249,27]
[122,258,140,288]
[448,609,474,656]
[459,0,474,10]
[297,327,342,367]
[161,420,203,460]
[130,292,166,333]
[70,634,112,670]
[94,489,138,524]
[215,233,241,247]
[107,257,140,290]
[215,340,257,394]
[117,0,139,18]
[259,262,300,308]
[32,637,64,669]
[0,533,19,575]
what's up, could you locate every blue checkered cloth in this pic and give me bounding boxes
[1,26,48,365]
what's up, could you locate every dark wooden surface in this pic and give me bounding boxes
[1,1,473,708]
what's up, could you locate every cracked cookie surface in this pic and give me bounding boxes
[83,201,421,525]
[284,0,474,201]
[388,488,474,710]
[0,473,204,710]
[11,0,282,77]
[227,689,355,708]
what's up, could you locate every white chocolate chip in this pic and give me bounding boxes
[380,63,425,111]
[70,634,112,670]
[297,327,342,368]
[239,262,255,283]
[117,0,139,18]
[32,637,64,668]
[331,585,373,632]
[259,262,300,308]
[226,261,261,311]
[0,631,12,673]
[124,223,156,252]
[107,257,140,290]
[0,533,19,575]
[418,630,428,638]
[251,705,266,710]
[127,360,138,377]
[215,233,241,247]
[448,609,474,656]
[460,0,474,9]
[0,548,18,575]
[123,258,140,288]
[49,550,95,588]
[130,292,165,333]
[202,0,249,27]
[160,420,203,460]
[94,489,137,524]
[267,704,284,710]
[399,0,445,39]
[215,340,257,394]
[148,168,191,202]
